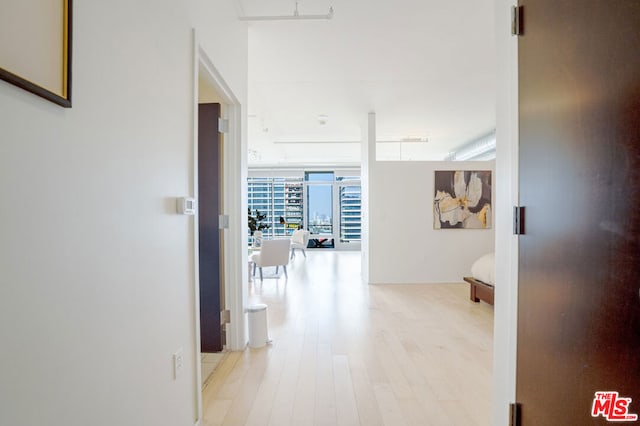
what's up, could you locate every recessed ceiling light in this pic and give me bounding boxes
[317,114,328,125]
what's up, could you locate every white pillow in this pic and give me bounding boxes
[471,252,495,286]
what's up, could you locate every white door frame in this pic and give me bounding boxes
[191,29,245,425]
[493,1,519,424]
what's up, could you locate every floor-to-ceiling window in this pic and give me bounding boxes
[248,168,361,250]
[305,171,334,235]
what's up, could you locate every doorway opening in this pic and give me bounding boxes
[192,35,245,424]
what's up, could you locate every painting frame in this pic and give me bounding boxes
[434,170,492,230]
[0,0,73,108]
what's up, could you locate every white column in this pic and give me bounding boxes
[360,112,376,284]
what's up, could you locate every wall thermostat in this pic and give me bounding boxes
[177,197,196,215]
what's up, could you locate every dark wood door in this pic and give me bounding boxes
[517,1,640,424]
[198,103,223,352]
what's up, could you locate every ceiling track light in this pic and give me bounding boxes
[377,137,429,143]
[400,136,428,142]
[239,3,334,21]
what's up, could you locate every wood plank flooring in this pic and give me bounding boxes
[202,251,493,426]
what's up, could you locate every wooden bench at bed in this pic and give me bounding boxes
[463,276,494,305]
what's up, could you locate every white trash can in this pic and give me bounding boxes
[246,304,269,348]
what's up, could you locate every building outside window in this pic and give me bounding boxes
[248,176,303,237]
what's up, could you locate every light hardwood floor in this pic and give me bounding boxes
[202,251,493,426]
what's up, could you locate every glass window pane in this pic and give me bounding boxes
[305,171,334,182]
[339,185,362,243]
[307,184,332,234]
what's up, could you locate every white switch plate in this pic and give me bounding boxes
[173,348,184,379]
[177,197,196,215]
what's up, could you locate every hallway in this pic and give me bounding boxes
[202,251,493,426]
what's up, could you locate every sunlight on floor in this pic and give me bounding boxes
[202,250,493,426]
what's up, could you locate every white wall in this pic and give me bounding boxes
[369,161,495,284]
[0,1,247,425]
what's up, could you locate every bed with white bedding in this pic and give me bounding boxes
[464,252,495,305]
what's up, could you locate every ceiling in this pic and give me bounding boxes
[240,0,496,165]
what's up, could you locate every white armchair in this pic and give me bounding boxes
[290,229,310,259]
[250,238,291,281]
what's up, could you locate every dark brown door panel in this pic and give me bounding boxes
[199,103,222,353]
[517,1,640,424]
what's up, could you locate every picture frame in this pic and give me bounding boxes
[434,170,492,229]
[0,0,73,107]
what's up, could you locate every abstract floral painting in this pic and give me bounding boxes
[434,170,492,229]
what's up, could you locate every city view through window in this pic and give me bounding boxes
[306,172,333,235]
[247,170,361,247]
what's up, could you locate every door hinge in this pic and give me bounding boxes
[514,206,526,235]
[509,402,522,426]
[218,117,229,133]
[511,5,524,36]
[219,214,230,229]
[220,309,231,325]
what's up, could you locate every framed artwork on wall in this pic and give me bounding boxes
[0,0,72,107]
[434,170,492,229]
